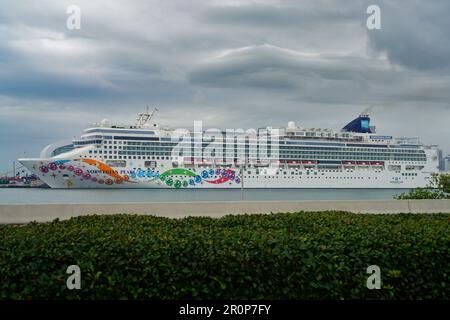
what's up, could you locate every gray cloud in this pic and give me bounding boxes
[367,0,450,71]
[0,0,450,171]
[199,1,363,27]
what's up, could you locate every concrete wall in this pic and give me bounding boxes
[1,200,449,224]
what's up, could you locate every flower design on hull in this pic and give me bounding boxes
[37,159,240,188]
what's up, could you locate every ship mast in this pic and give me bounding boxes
[136,106,158,127]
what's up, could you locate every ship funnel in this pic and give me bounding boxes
[342,113,373,133]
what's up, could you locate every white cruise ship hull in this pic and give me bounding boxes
[19,158,434,189]
[18,112,441,189]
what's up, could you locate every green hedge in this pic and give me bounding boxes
[0,212,449,299]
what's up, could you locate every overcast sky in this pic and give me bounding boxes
[1,0,450,172]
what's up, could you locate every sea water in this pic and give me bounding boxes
[0,188,410,204]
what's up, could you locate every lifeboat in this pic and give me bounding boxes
[183,157,194,164]
[198,158,212,166]
[254,160,270,167]
[214,159,234,166]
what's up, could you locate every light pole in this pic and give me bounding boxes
[240,160,245,201]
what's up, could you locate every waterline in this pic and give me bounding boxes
[0,188,411,204]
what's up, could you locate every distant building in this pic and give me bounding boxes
[444,155,450,172]
[437,149,445,171]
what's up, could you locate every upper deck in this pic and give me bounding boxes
[76,111,425,151]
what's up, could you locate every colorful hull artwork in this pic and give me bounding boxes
[30,158,242,189]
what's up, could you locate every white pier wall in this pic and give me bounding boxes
[0,200,449,224]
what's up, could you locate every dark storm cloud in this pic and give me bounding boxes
[199,1,363,27]
[0,0,450,171]
[190,44,386,88]
[367,0,450,71]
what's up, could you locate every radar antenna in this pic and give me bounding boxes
[136,106,158,127]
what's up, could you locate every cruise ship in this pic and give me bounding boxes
[18,109,439,189]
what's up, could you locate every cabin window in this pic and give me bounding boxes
[144,161,157,168]
[106,160,126,167]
